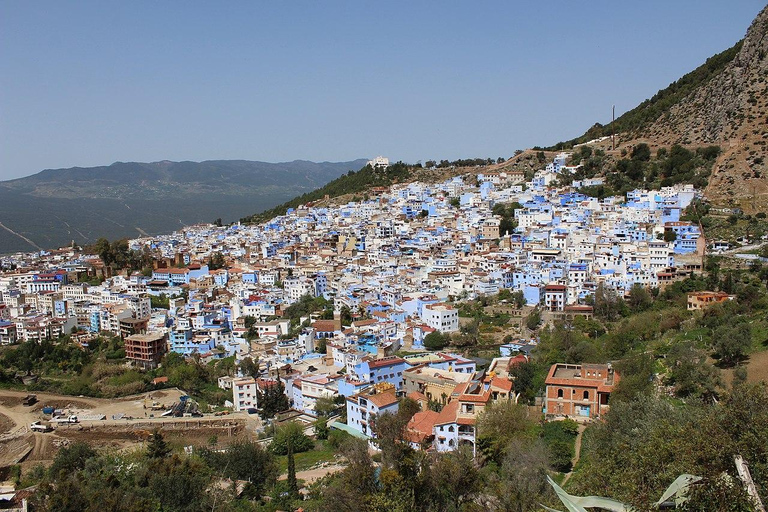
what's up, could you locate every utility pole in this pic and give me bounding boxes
[611,105,616,151]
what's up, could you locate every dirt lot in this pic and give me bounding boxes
[0,388,255,467]
[723,349,768,385]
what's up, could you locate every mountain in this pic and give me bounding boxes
[550,5,768,212]
[0,159,367,253]
[642,6,768,211]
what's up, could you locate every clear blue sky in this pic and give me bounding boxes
[0,1,764,180]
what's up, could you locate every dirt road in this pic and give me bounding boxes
[279,464,346,485]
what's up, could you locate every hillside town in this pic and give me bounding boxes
[0,152,710,451]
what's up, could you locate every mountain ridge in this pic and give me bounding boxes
[0,158,367,253]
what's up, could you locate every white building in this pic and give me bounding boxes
[422,303,459,333]
[232,377,258,411]
[367,156,390,168]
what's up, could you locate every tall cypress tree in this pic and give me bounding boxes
[287,434,298,496]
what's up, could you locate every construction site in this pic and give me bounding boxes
[0,388,254,471]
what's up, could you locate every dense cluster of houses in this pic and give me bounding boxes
[0,152,712,449]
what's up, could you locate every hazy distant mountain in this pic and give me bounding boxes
[0,159,367,253]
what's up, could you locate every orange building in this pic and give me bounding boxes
[687,291,735,311]
[544,363,617,420]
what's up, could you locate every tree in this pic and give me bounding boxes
[664,229,677,242]
[340,305,353,326]
[612,353,655,402]
[665,343,721,399]
[270,422,313,455]
[208,251,225,270]
[476,401,534,464]
[202,439,278,497]
[48,442,97,477]
[316,437,378,512]
[371,398,420,470]
[425,447,480,511]
[257,380,290,419]
[423,331,450,351]
[510,290,526,308]
[239,356,260,379]
[286,434,298,496]
[314,416,330,440]
[509,360,542,405]
[484,438,552,512]
[631,143,651,162]
[627,283,652,311]
[526,309,541,331]
[146,430,171,459]
[314,396,338,417]
[713,323,751,367]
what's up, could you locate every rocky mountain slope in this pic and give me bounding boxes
[550,6,768,212]
[639,5,768,211]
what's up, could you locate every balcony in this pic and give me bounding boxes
[458,425,475,440]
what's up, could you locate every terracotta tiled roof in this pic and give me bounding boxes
[405,410,440,443]
[366,390,398,408]
[433,400,460,426]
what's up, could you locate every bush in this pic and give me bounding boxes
[327,428,352,448]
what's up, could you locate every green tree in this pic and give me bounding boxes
[713,323,751,367]
[238,356,260,378]
[208,251,225,270]
[286,434,298,497]
[314,395,338,417]
[476,401,534,464]
[257,380,290,419]
[484,438,552,512]
[270,421,314,455]
[48,442,97,478]
[526,309,541,331]
[371,398,420,470]
[509,360,543,405]
[423,331,450,351]
[314,416,330,440]
[202,439,278,497]
[664,343,721,399]
[146,430,171,459]
[627,283,652,311]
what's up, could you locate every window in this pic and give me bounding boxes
[583,391,589,400]
[448,426,454,432]
[557,389,564,398]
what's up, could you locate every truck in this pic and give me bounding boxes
[30,421,52,432]
[51,415,78,424]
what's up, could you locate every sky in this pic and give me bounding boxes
[0,1,765,180]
